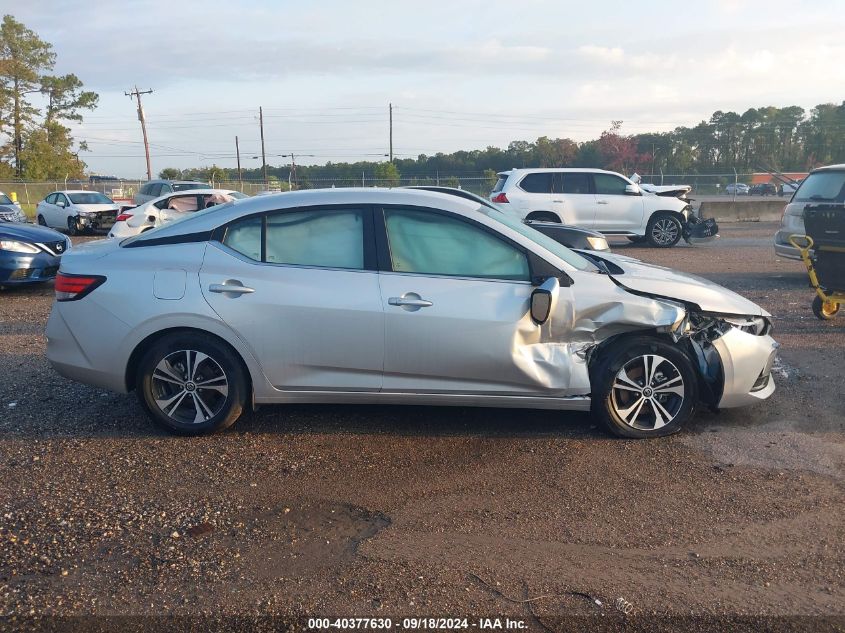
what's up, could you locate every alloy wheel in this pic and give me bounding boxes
[651,218,679,246]
[610,354,685,430]
[150,350,229,424]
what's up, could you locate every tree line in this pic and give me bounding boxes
[172,104,845,188]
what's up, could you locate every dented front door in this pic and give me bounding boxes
[377,205,584,396]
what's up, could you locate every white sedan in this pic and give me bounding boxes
[36,191,121,235]
[108,189,247,238]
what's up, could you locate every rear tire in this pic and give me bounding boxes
[136,332,248,435]
[590,337,698,439]
[812,296,840,320]
[646,213,682,248]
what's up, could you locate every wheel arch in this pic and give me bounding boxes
[588,330,719,401]
[525,210,562,223]
[125,327,255,405]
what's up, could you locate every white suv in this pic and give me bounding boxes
[491,168,692,247]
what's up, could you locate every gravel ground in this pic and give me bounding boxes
[0,222,843,632]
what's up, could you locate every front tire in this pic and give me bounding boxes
[646,213,682,248]
[812,295,840,320]
[136,332,248,435]
[591,337,698,438]
[37,215,47,226]
[66,217,79,236]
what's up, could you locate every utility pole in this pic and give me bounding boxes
[389,102,393,162]
[235,136,243,189]
[289,153,296,190]
[259,106,268,188]
[125,86,154,180]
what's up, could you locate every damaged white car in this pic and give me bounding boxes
[46,189,778,438]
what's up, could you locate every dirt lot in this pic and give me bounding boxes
[0,222,843,631]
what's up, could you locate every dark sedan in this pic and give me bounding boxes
[0,218,70,287]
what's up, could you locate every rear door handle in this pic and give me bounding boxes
[388,297,433,307]
[209,280,255,296]
[597,200,609,205]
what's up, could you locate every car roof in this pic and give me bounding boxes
[811,164,845,173]
[498,168,624,176]
[52,190,107,194]
[131,188,484,240]
[149,179,208,184]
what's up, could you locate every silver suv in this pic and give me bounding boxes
[491,168,692,247]
[774,164,845,259]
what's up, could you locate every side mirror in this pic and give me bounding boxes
[56,199,66,208]
[624,184,641,195]
[530,276,560,325]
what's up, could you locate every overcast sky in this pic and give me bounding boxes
[10,0,845,177]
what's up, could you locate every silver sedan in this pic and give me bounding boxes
[46,189,778,438]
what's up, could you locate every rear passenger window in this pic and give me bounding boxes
[266,209,364,269]
[519,173,553,193]
[555,173,591,194]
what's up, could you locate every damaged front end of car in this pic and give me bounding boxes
[681,311,778,409]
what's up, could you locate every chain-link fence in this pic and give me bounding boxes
[0,171,793,211]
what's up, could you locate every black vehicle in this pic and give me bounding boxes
[405,185,610,251]
[750,183,777,196]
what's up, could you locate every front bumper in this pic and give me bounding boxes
[0,251,61,285]
[712,328,778,408]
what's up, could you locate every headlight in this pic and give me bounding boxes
[586,236,610,251]
[724,316,770,336]
[0,240,40,254]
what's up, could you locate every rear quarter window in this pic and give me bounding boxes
[519,173,553,194]
[492,176,509,193]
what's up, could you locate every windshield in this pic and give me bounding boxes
[68,192,113,205]
[0,194,12,205]
[482,207,597,272]
[794,171,845,203]
[172,182,207,192]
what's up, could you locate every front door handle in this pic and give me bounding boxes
[209,280,255,296]
[596,200,609,205]
[388,292,433,311]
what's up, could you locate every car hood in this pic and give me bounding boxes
[75,203,120,212]
[0,221,66,242]
[596,252,768,316]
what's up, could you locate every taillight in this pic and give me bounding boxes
[115,213,133,222]
[55,273,106,301]
[491,193,509,203]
